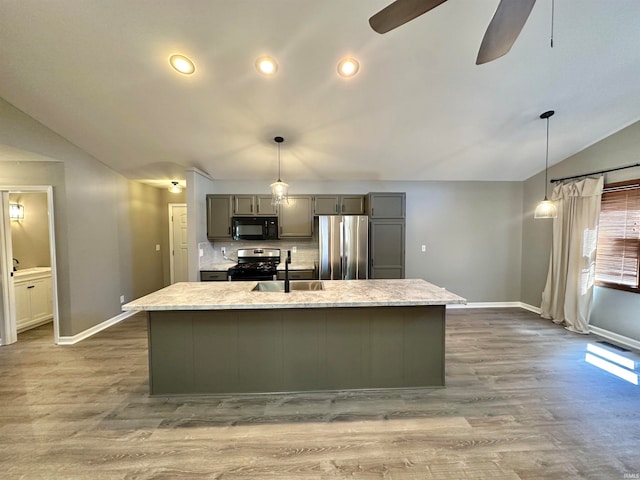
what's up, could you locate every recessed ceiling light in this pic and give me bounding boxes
[169,54,196,75]
[255,56,278,76]
[337,57,359,78]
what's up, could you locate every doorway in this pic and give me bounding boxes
[169,203,188,283]
[0,186,59,345]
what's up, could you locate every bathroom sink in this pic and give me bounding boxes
[252,280,325,292]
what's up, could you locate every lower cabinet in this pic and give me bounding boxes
[15,273,53,332]
[200,271,229,281]
[370,219,405,279]
[276,269,315,280]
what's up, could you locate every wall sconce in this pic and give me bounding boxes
[10,203,24,221]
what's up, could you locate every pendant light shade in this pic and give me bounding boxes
[270,136,289,205]
[535,110,558,219]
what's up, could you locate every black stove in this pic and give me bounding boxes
[228,248,280,281]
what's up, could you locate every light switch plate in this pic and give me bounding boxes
[292,246,297,253]
[155,244,160,251]
[421,245,426,252]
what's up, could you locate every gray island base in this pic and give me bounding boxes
[123,279,466,396]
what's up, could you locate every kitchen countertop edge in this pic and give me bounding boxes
[123,279,467,311]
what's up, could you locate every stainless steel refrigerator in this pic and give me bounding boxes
[318,215,368,280]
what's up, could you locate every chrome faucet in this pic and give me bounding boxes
[12,258,19,272]
[284,250,291,293]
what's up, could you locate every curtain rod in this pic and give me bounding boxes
[550,162,640,183]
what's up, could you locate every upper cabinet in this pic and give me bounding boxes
[233,195,278,216]
[367,192,406,219]
[313,195,365,215]
[279,195,313,237]
[206,195,233,240]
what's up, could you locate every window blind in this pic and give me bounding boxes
[595,180,640,290]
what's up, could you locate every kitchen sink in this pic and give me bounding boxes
[252,280,325,292]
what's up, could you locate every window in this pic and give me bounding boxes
[595,179,640,292]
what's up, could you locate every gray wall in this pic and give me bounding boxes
[198,179,523,302]
[0,97,165,337]
[521,120,640,342]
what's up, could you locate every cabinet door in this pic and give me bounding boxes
[370,219,405,279]
[14,281,31,330]
[368,193,406,219]
[279,195,313,237]
[340,195,365,215]
[233,195,255,215]
[29,278,52,323]
[277,270,315,280]
[200,271,229,281]
[206,195,232,239]
[314,195,340,215]
[256,195,278,216]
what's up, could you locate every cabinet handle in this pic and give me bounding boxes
[341,204,345,212]
[28,285,35,289]
[335,204,338,213]
[257,204,260,214]
[228,226,231,235]
[251,204,253,213]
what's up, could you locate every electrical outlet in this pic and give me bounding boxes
[292,246,297,253]
[421,245,426,252]
[120,295,125,304]
[199,248,204,257]
[221,247,226,255]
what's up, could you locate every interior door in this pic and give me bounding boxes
[170,204,188,283]
[0,191,17,345]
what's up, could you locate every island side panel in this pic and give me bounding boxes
[147,312,195,394]
[147,305,445,395]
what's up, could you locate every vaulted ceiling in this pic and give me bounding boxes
[2,0,640,187]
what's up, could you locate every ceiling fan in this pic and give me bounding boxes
[369,0,537,64]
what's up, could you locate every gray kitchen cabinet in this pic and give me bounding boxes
[341,195,366,214]
[314,195,365,215]
[233,195,255,215]
[256,195,278,215]
[367,192,406,219]
[200,270,229,281]
[276,269,315,280]
[206,195,233,240]
[233,195,278,216]
[370,219,405,279]
[279,195,313,237]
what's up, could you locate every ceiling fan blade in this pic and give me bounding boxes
[476,0,536,65]
[369,0,448,34]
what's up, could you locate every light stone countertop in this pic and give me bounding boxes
[199,262,316,272]
[199,262,236,271]
[276,262,316,271]
[122,279,466,311]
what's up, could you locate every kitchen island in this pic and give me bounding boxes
[123,279,466,395]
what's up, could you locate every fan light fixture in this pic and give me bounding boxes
[255,56,278,76]
[337,57,360,78]
[168,181,183,194]
[169,54,196,75]
[534,110,558,219]
[270,136,289,206]
[9,203,24,221]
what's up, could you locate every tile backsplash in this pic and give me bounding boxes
[199,238,318,268]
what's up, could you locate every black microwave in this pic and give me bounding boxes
[232,216,279,241]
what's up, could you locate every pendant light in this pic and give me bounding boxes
[535,110,557,219]
[270,136,289,205]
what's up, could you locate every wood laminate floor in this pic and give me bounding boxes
[1,308,639,479]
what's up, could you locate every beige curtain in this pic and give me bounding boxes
[541,176,603,333]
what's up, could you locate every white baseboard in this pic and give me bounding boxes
[57,310,139,345]
[448,301,541,314]
[589,325,640,352]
